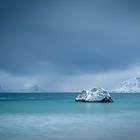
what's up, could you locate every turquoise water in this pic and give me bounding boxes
[0,93,140,140]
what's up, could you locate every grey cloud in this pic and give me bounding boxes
[1,0,140,75]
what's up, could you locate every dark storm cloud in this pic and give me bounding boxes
[1,0,140,75]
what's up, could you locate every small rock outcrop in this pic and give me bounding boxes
[75,88,113,103]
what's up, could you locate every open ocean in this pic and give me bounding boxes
[0,93,140,140]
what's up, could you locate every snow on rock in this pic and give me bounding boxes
[75,87,113,103]
[113,77,140,93]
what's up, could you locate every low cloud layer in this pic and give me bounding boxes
[1,0,140,91]
[0,66,140,91]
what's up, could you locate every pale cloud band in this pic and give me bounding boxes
[0,66,140,92]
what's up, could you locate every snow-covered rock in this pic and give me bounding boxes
[75,88,113,103]
[113,77,140,93]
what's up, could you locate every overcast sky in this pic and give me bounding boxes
[1,0,140,91]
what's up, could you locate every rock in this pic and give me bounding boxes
[75,87,113,103]
[112,77,140,93]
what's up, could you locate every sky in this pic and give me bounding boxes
[1,0,140,91]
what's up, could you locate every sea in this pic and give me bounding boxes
[0,93,140,140]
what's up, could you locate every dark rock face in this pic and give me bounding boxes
[100,97,113,103]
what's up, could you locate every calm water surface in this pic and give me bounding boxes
[0,93,140,140]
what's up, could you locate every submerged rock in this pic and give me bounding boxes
[75,88,113,103]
